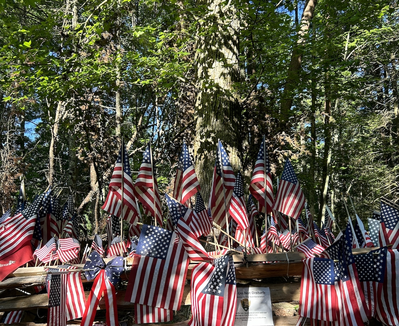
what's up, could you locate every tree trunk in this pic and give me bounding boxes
[48,101,65,187]
[280,0,318,126]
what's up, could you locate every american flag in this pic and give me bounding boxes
[91,234,104,256]
[102,143,139,225]
[0,209,11,224]
[249,139,274,214]
[367,217,380,246]
[107,236,127,257]
[48,273,67,326]
[167,194,211,261]
[337,224,370,325]
[82,253,123,326]
[191,192,212,238]
[235,224,255,248]
[38,190,54,244]
[180,142,200,204]
[15,179,26,214]
[247,195,259,244]
[267,217,280,246]
[324,205,335,230]
[57,238,80,263]
[298,257,339,322]
[375,249,399,326]
[129,223,141,239]
[133,144,163,227]
[0,209,36,260]
[134,304,172,324]
[297,217,309,237]
[106,214,120,243]
[273,159,305,219]
[3,311,23,324]
[209,142,235,229]
[62,217,78,239]
[354,248,387,317]
[379,201,399,248]
[34,237,58,263]
[189,256,229,326]
[354,215,373,248]
[296,238,325,258]
[313,222,330,248]
[220,255,237,326]
[279,229,298,250]
[125,225,189,311]
[228,172,249,230]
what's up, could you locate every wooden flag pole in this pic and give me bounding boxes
[149,143,158,227]
[262,135,269,252]
[120,140,125,242]
[218,140,231,250]
[213,222,246,248]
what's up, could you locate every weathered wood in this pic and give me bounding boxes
[0,282,301,312]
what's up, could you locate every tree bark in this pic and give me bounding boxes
[48,101,65,187]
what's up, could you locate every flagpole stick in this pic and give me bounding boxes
[342,194,359,247]
[218,140,231,250]
[199,239,241,254]
[262,135,269,252]
[149,144,158,227]
[213,222,246,247]
[212,228,221,253]
[120,140,125,242]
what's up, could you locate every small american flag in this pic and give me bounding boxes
[297,217,309,237]
[3,311,23,324]
[34,237,58,263]
[298,257,339,322]
[228,172,249,230]
[91,234,105,256]
[133,144,163,227]
[191,192,212,237]
[313,222,330,248]
[125,225,189,311]
[247,195,260,244]
[249,139,274,214]
[367,217,380,246]
[220,255,237,326]
[273,159,305,219]
[180,142,200,204]
[107,236,127,257]
[189,256,229,326]
[296,238,325,258]
[134,304,172,324]
[48,273,67,326]
[102,142,139,224]
[57,238,80,263]
[379,201,399,248]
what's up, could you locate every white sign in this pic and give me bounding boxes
[234,286,274,326]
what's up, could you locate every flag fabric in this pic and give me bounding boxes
[102,143,139,225]
[48,273,68,326]
[235,225,255,248]
[297,217,309,237]
[125,225,189,311]
[0,209,11,224]
[189,255,230,326]
[191,192,212,238]
[57,238,80,263]
[220,255,237,326]
[129,223,141,239]
[34,238,58,263]
[313,222,330,248]
[106,214,121,242]
[367,217,380,247]
[39,190,55,244]
[324,205,335,230]
[296,238,325,258]
[279,229,298,250]
[298,257,339,322]
[81,252,124,326]
[247,195,259,244]
[249,139,274,214]
[354,215,373,248]
[62,218,78,239]
[267,217,280,246]
[0,241,33,282]
[134,144,163,227]
[338,224,370,325]
[354,248,387,318]
[229,172,249,230]
[15,179,26,214]
[91,234,105,256]
[379,201,399,248]
[3,311,23,324]
[134,304,172,324]
[209,142,235,229]
[273,159,305,219]
[107,236,127,257]
[375,249,399,326]
[179,142,200,204]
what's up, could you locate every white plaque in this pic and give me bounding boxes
[234,286,274,326]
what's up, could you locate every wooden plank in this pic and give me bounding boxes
[0,282,301,312]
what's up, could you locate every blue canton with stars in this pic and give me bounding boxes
[194,192,206,214]
[136,225,173,259]
[380,202,399,230]
[281,159,298,184]
[234,172,245,197]
[313,258,336,285]
[83,251,124,287]
[182,142,194,172]
[116,142,132,176]
[202,255,229,296]
[225,255,236,286]
[256,139,270,173]
[367,218,380,247]
[0,209,11,224]
[218,141,232,169]
[165,194,188,227]
[142,144,152,165]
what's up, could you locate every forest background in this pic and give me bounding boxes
[0,0,398,235]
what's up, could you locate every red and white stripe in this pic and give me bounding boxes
[107,240,127,257]
[3,311,23,324]
[48,273,67,326]
[229,195,249,230]
[134,304,172,324]
[250,171,274,214]
[209,166,232,229]
[133,182,163,227]
[125,235,189,311]
[0,213,36,260]
[273,180,305,220]
[66,269,86,321]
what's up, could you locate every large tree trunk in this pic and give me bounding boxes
[280,0,318,126]
[48,101,65,187]
[193,0,242,200]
